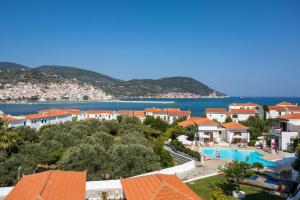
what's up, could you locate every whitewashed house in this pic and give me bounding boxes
[229,102,264,119]
[221,122,250,144]
[25,112,73,129]
[269,113,300,152]
[85,110,116,120]
[229,109,256,122]
[145,107,191,124]
[266,101,300,119]
[179,117,224,146]
[0,114,26,128]
[205,108,228,123]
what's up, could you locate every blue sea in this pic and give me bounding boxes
[1,97,300,116]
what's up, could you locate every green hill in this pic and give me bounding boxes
[0,62,225,97]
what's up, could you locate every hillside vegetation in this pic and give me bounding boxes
[0,62,224,97]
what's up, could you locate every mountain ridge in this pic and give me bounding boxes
[0,62,225,98]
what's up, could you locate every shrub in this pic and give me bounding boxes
[248,140,256,146]
[170,139,200,160]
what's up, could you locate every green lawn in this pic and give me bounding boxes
[187,175,285,200]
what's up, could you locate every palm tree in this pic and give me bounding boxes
[0,130,20,155]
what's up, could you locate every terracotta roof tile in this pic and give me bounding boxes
[230,109,256,114]
[120,174,201,200]
[221,122,248,129]
[205,108,228,114]
[268,106,286,111]
[230,102,262,107]
[5,170,86,200]
[276,101,297,106]
[278,113,300,120]
[178,117,217,127]
[86,110,114,114]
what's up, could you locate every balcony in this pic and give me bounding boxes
[269,127,283,137]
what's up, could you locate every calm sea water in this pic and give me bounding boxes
[1,97,300,117]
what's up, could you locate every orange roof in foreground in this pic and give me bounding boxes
[121,174,201,200]
[5,170,86,200]
[178,117,217,127]
[221,122,248,129]
[278,113,300,120]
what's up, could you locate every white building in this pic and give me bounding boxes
[229,102,264,119]
[266,101,300,119]
[145,107,191,124]
[85,110,117,120]
[221,122,250,144]
[269,113,300,151]
[205,108,228,123]
[229,109,256,122]
[25,112,73,129]
[179,117,224,146]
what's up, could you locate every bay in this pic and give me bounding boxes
[1,97,300,117]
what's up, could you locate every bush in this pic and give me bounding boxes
[170,139,200,160]
[248,140,256,146]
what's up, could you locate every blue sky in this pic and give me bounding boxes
[1,0,300,97]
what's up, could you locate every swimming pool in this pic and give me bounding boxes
[201,148,277,167]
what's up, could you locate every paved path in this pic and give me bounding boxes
[177,159,231,181]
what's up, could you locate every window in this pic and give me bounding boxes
[221,114,223,117]
[232,114,238,118]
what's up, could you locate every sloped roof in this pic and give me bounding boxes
[86,110,114,114]
[120,174,201,200]
[221,122,248,129]
[268,106,286,111]
[230,102,261,107]
[205,108,228,114]
[39,109,82,115]
[276,101,297,106]
[278,113,300,120]
[230,109,256,114]
[5,170,86,200]
[178,117,217,127]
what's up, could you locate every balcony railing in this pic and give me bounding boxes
[270,127,283,136]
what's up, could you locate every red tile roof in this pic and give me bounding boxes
[276,101,297,106]
[167,110,191,116]
[178,117,217,127]
[39,109,82,115]
[230,102,262,107]
[287,106,300,111]
[0,114,25,123]
[221,122,248,129]
[205,108,228,114]
[5,170,86,200]
[162,108,181,112]
[117,110,134,115]
[230,109,256,114]
[278,113,300,120]
[145,107,162,112]
[86,110,114,114]
[120,174,201,200]
[268,106,286,111]
[26,112,71,120]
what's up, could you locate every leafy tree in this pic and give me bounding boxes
[59,143,111,180]
[240,116,274,140]
[252,162,264,172]
[143,116,169,132]
[210,186,229,200]
[218,161,253,191]
[0,130,22,155]
[110,143,160,178]
[293,144,300,181]
[225,116,232,123]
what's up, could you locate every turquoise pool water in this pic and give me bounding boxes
[201,148,277,167]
